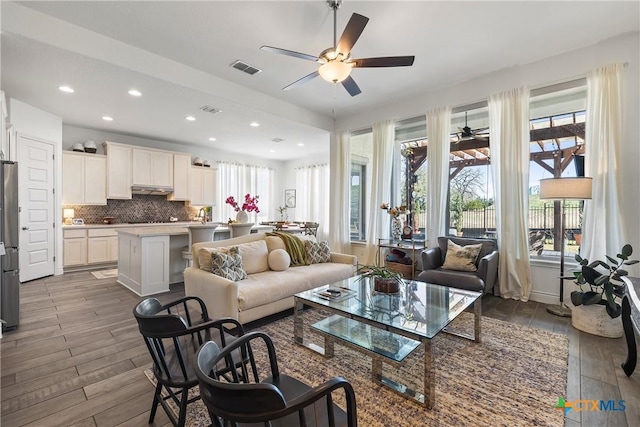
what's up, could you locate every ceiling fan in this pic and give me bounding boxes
[260,0,415,97]
[457,112,488,141]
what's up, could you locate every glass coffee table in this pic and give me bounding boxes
[293,275,482,409]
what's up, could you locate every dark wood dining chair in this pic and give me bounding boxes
[195,331,358,427]
[133,296,245,427]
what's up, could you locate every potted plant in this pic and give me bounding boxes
[357,264,404,294]
[570,244,638,337]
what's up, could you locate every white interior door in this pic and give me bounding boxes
[18,134,55,282]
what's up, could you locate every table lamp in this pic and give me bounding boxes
[539,177,592,317]
[63,208,75,225]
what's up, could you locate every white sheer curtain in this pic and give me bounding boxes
[216,162,273,224]
[489,86,533,301]
[581,64,625,262]
[425,107,452,247]
[364,120,395,265]
[328,131,351,253]
[295,164,330,241]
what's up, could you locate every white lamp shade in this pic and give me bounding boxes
[318,61,352,83]
[539,177,592,200]
[63,208,75,218]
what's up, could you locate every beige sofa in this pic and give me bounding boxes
[184,233,357,324]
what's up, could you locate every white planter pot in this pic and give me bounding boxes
[235,210,249,224]
[571,303,623,338]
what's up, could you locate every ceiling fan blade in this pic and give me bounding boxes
[260,45,319,62]
[336,13,369,56]
[351,56,415,68]
[341,75,361,97]
[282,71,320,91]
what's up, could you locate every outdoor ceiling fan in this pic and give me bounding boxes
[260,0,415,96]
[457,112,488,141]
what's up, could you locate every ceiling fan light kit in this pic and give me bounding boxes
[319,61,352,83]
[260,0,415,97]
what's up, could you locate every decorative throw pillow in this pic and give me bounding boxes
[211,247,247,281]
[268,249,291,271]
[442,240,482,272]
[305,240,331,264]
[198,246,231,272]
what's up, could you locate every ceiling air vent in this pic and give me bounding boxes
[199,106,222,115]
[271,138,284,143]
[230,60,262,76]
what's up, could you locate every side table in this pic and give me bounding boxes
[376,238,426,279]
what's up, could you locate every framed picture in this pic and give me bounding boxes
[285,189,296,208]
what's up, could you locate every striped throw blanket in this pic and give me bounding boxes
[266,232,309,266]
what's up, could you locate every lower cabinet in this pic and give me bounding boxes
[87,229,119,264]
[64,228,119,269]
[63,229,87,267]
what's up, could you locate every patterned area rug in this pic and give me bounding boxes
[91,269,118,279]
[145,310,568,426]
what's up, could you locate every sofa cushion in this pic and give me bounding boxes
[237,263,354,311]
[305,240,331,263]
[211,247,247,281]
[442,239,482,272]
[238,240,269,274]
[268,249,290,271]
[198,247,231,272]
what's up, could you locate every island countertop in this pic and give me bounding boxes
[116,224,274,237]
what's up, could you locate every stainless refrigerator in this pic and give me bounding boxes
[1,161,19,330]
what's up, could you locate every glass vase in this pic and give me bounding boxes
[391,217,402,240]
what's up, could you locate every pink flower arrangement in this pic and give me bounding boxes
[226,194,260,213]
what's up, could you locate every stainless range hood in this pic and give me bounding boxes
[131,185,174,196]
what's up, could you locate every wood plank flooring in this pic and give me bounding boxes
[2,272,639,426]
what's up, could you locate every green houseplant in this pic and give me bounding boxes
[357,264,404,294]
[570,243,638,318]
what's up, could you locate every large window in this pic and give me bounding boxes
[216,162,274,224]
[350,132,372,242]
[397,82,586,259]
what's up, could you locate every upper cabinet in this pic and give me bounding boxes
[62,152,107,205]
[168,153,191,201]
[104,142,132,199]
[132,148,173,187]
[189,166,216,206]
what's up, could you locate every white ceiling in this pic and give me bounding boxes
[2,1,638,160]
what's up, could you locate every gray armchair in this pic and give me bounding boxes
[416,236,499,294]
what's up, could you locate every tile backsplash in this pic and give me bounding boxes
[64,195,198,224]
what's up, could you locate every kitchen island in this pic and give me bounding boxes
[116,224,273,296]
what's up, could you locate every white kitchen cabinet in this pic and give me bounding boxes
[168,153,191,201]
[63,229,87,267]
[189,166,216,206]
[104,142,132,199]
[87,229,119,264]
[132,148,174,187]
[62,152,107,205]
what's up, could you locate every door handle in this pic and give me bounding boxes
[22,227,29,230]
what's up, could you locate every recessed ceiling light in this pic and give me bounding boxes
[269,150,275,153]
[58,86,74,93]
[102,116,113,121]
[250,122,260,127]
[209,137,217,142]
[185,116,196,121]
[128,89,142,96]
[297,143,304,147]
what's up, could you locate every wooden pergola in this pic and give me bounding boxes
[403,120,585,250]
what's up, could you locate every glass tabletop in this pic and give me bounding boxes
[295,275,482,339]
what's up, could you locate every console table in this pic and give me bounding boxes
[621,276,640,376]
